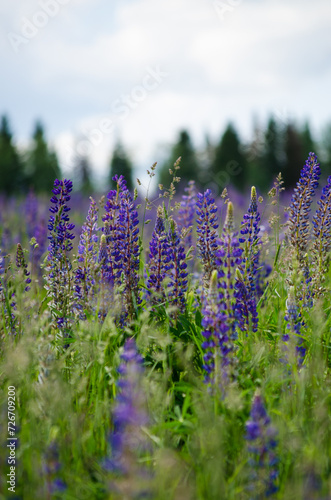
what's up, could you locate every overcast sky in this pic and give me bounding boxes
[1,0,331,186]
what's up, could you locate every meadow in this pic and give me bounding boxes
[1,152,331,500]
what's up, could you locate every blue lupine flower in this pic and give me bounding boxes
[196,189,219,288]
[146,207,173,303]
[312,175,331,294]
[201,202,243,386]
[245,392,278,498]
[43,441,67,495]
[167,220,188,314]
[74,197,99,316]
[45,179,75,343]
[288,152,320,262]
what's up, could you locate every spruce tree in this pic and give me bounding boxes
[0,115,25,195]
[109,141,134,192]
[25,122,61,193]
[158,130,199,190]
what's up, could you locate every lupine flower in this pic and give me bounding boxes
[312,175,331,295]
[177,180,196,250]
[117,182,141,322]
[201,203,243,386]
[45,179,75,344]
[196,189,219,288]
[283,286,305,366]
[236,187,261,332]
[245,392,278,498]
[74,197,99,317]
[287,152,320,264]
[104,338,152,498]
[167,220,188,314]
[146,206,173,303]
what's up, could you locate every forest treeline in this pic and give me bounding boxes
[1,114,331,195]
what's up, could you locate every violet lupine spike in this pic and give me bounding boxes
[312,175,331,294]
[245,392,278,499]
[167,221,188,314]
[201,203,243,386]
[104,338,152,497]
[283,286,305,366]
[16,243,32,292]
[74,197,99,316]
[236,187,261,332]
[117,185,141,322]
[45,179,75,342]
[146,206,173,303]
[287,152,321,264]
[177,180,196,250]
[196,189,219,288]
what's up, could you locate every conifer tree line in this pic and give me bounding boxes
[1,113,331,195]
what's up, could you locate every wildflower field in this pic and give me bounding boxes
[1,152,331,499]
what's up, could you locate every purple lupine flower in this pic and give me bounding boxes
[287,152,320,266]
[196,189,219,288]
[45,179,75,343]
[16,243,32,292]
[201,202,243,386]
[167,221,188,314]
[74,197,99,317]
[0,248,17,335]
[245,392,278,498]
[312,175,331,295]
[104,338,152,497]
[146,206,173,303]
[283,286,305,366]
[236,187,261,332]
[177,180,196,250]
[117,184,141,322]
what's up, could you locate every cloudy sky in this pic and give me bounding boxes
[1,0,331,186]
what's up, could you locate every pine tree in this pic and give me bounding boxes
[283,123,304,188]
[210,123,247,193]
[158,130,199,190]
[109,141,134,191]
[73,154,94,194]
[25,122,61,193]
[0,115,25,195]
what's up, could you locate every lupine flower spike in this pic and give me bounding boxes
[177,180,196,250]
[312,175,331,296]
[201,202,243,387]
[245,392,278,499]
[45,179,75,345]
[196,189,219,288]
[287,153,320,308]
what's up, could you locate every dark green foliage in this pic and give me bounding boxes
[25,122,61,193]
[210,123,247,193]
[0,115,25,195]
[109,141,134,191]
[158,130,199,190]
